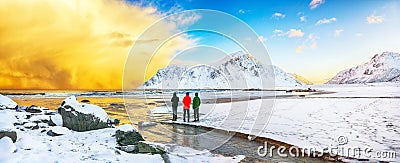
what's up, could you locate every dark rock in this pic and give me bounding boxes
[47,130,63,136]
[109,103,125,108]
[115,129,145,146]
[44,111,57,115]
[58,96,110,132]
[0,131,17,143]
[80,99,90,103]
[48,118,57,126]
[107,118,120,125]
[58,107,109,132]
[25,105,42,113]
[32,125,39,130]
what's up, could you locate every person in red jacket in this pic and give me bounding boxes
[182,92,191,122]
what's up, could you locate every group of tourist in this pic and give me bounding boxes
[170,92,201,122]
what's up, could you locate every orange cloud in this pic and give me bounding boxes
[0,0,195,90]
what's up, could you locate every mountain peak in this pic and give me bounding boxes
[327,51,400,84]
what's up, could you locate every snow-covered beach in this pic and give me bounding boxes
[150,83,400,162]
[1,83,399,162]
[0,94,245,163]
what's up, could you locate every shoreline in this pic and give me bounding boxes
[160,121,364,162]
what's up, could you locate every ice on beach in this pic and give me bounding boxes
[62,96,109,121]
[0,94,18,109]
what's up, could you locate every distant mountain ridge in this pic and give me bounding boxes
[139,51,308,89]
[327,52,400,84]
[289,73,313,85]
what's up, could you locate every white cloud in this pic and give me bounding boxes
[238,9,245,14]
[272,12,286,19]
[300,16,307,22]
[272,29,304,38]
[257,36,267,42]
[310,0,325,9]
[335,29,344,37]
[316,17,337,25]
[287,29,304,38]
[296,34,319,53]
[355,33,363,37]
[367,14,384,24]
[272,29,285,38]
[169,12,201,26]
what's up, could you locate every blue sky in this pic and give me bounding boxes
[131,0,400,83]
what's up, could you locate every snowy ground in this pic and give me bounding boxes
[151,83,400,162]
[0,97,244,163]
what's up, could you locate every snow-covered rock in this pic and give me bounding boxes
[29,115,50,123]
[0,110,18,131]
[118,124,138,132]
[139,51,306,89]
[116,124,144,147]
[0,110,18,142]
[58,96,110,132]
[0,137,16,157]
[61,96,108,121]
[0,94,18,109]
[328,51,400,84]
[49,114,63,126]
[23,122,38,129]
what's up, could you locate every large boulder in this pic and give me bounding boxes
[0,137,16,155]
[58,96,110,132]
[0,110,18,142]
[0,131,17,143]
[115,124,164,154]
[0,94,18,110]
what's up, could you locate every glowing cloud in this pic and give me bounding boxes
[367,14,384,24]
[0,0,197,89]
[287,29,305,38]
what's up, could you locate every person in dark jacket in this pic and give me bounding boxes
[192,92,201,122]
[182,92,191,122]
[170,92,179,121]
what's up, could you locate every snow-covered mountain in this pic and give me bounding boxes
[327,52,400,84]
[139,51,306,89]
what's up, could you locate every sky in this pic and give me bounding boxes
[1,0,399,89]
